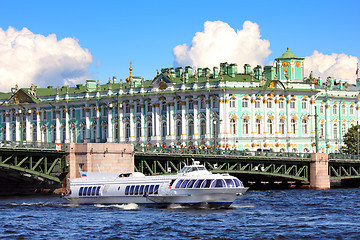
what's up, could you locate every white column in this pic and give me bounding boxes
[224,96,230,149]
[15,111,20,142]
[140,103,145,143]
[193,99,199,141]
[151,103,155,139]
[65,109,70,143]
[119,105,124,142]
[274,96,280,151]
[326,100,331,152]
[5,112,10,141]
[205,98,210,140]
[218,97,224,143]
[287,95,292,150]
[155,103,160,141]
[251,96,256,150]
[25,109,31,142]
[129,104,135,142]
[55,109,61,144]
[96,104,100,143]
[169,102,175,142]
[107,104,113,142]
[263,98,268,139]
[181,101,186,141]
[85,108,90,142]
[36,110,41,142]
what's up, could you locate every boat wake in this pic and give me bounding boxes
[94,203,139,210]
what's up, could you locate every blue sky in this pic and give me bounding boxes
[0,0,359,90]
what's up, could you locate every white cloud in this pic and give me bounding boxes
[172,20,271,70]
[0,27,92,92]
[304,51,359,84]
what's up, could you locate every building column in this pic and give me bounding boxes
[310,99,316,152]
[287,95,292,151]
[129,104,135,142]
[36,110,41,142]
[218,97,224,146]
[5,112,10,141]
[15,111,20,142]
[193,99,199,142]
[107,104,113,142]
[274,95,280,139]
[326,100,331,153]
[55,109,61,144]
[96,105,100,143]
[205,98,210,141]
[140,103,145,144]
[169,102,175,142]
[224,96,230,149]
[119,105,124,142]
[181,101,186,141]
[64,109,70,143]
[85,108,90,142]
[154,103,160,141]
[250,95,256,150]
[25,109,31,142]
[263,98,268,140]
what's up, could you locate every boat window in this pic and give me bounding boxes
[130,185,135,195]
[193,179,204,188]
[179,167,190,174]
[87,187,92,196]
[96,186,101,196]
[201,179,212,188]
[125,186,130,195]
[144,185,149,194]
[234,179,243,187]
[149,185,154,194]
[154,185,159,194]
[83,187,88,196]
[139,185,144,195]
[79,187,84,196]
[225,179,235,188]
[175,180,183,189]
[211,179,226,188]
[186,180,196,188]
[91,187,97,195]
[197,167,206,171]
[180,180,189,188]
[134,186,140,195]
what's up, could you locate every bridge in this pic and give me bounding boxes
[0,142,360,194]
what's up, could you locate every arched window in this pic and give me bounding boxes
[341,105,346,115]
[267,118,273,135]
[188,100,194,111]
[136,122,141,138]
[341,123,347,137]
[301,99,307,110]
[243,118,249,135]
[280,118,285,135]
[230,118,237,135]
[255,99,261,108]
[256,119,261,135]
[103,125,107,142]
[61,127,66,143]
[320,122,325,138]
[350,105,355,115]
[91,126,96,143]
[333,105,338,115]
[32,125,37,142]
[200,120,206,136]
[333,123,338,140]
[52,128,56,143]
[176,121,182,137]
[266,99,273,109]
[242,98,249,108]
[302,119,308,135]
[114,124,119,141]
[291,119,297,134]
[188,120,194,137]
[161,122,167,138]
[161,102,167,114]
[320,105,324,115]
[80,126,85,142]
[125,123,130,139]
[147,122,152,138]
[176,101,182,111]
[230,98,236,108]
[200,99,206,109]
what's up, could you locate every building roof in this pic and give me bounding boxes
[276,48,304,60]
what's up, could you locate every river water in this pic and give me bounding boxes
[1,188,359,240]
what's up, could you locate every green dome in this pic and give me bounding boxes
[277,48,301,59]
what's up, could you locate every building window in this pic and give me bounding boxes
[320,122,325,138]
[71,108,75,119]
[136,122,141,138]
[243,118,249,135]
[241,98,248,108]
[291,119,297,134]
[81,108,86,118]
[302,119,308,135]
[290,100,295,109]
[280,118,285,135]
[279,100,285,109]
[341,105,346,115]
[301,99,307,110]
[176,101,182,111]
[125,123,130,139]
[71,127,76,142]
[230,98,236,108]
[255,99,261,109]
[32,125,37,142]
[52,110,56,120]
[333,105,337,115]
[188,100,194,111]
[61,127,66,143]
[319,105,324,115]
[92,108,97,118]
[176,121,182,137]
[91,126,96,143]
[125,104,130,114]
[266,100,273,109]
[103,106,108,116]
[212,98,218,108]
[52,128,56,143]
[136,103,141,113]
[188,120,194,137]
[161,102,167,114]
[161,122,167,138]
[81,126,85,142]
[147,122,152,138]
[200,99,206,109]
[342,123,347,137]
[32,111,37,121]
[333,123,338,139]
[350,105,355,115]
[200,120,206,136]
[267,118,273,135]
[256,119,261,135]
[147,103,152,113]
[230,118,237,135]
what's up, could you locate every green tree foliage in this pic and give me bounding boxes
[342,125,360,155]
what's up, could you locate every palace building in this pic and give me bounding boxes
[0,48,359,153]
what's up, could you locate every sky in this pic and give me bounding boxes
[0,0,359,92]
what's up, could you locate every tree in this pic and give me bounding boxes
[342,125,360,155]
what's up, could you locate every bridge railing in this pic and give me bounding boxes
[0,141,67,151]
[134,146,312,159]
[328,153,359,161]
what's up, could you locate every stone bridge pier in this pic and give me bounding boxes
[66,143,134,181]
[310,153,330,189]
